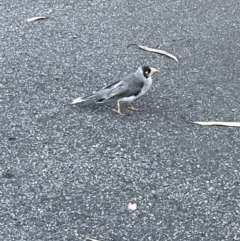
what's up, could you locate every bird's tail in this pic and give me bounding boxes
[71,93,97,104]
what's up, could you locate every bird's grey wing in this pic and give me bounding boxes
[95,79,125,102]
[108,75,144,99]
[96,74,144,102]
[103,80,122,90]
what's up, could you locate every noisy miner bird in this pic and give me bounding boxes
[71,66,160,115]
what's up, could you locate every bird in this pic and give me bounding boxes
[71,66,160,115]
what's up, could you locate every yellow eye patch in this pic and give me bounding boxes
[145,71,149,75]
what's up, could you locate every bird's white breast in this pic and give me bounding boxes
[138,76,152,98]
[118,77,153,103]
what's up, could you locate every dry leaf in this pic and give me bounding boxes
[27,16,48,22]
[193,121,240,127]
[128,202,137,211]
[138,45,179,62]
[86,237,103,241]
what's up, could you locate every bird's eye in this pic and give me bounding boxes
[145,71,149,75]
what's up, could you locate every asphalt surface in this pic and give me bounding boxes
[1,0,240,240]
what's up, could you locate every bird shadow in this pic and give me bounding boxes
[69,101,177,118]
[67,101,148,117]
[67,101,116,115]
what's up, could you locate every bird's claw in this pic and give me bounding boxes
[127,104,141,111]
[112,109,125,116]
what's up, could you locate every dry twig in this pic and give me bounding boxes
[138,45,178,62]
[193,121,240,127]
[27,16,48,22]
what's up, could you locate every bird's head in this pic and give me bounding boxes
[139,66,160,79]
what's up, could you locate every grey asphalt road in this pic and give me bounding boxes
[1,0,240,240]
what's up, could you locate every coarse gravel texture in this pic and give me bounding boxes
[1,0,240,241]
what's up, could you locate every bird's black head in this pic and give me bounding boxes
[142,66,151,78]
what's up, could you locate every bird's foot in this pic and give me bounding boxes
[112,109,125,116]
[128,103,141,111]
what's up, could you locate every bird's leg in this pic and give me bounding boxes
[128,103,141,111]
[113,101,125,115]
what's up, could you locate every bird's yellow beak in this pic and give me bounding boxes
[151,68,160,73]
